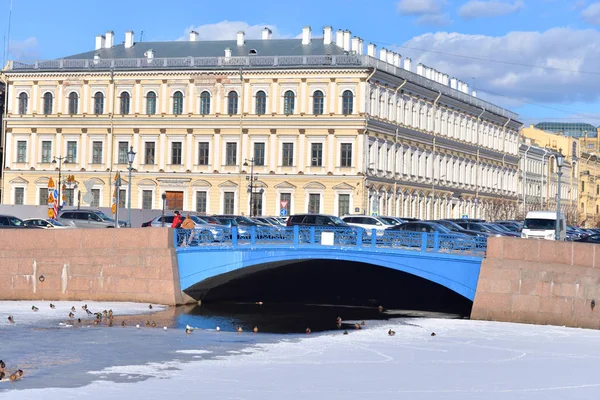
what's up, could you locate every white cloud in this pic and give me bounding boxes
[179,21,285,41]
[391,28,600,108]
[416,13,452,26]
[459,0,524,19]
[8,37,38,60]
[581,2,600,24]
[397,0,446,15]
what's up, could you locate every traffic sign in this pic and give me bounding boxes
[111,204,117,214]
[462,214,469,219]
[280,209,287,216]
[48,209,54,218]
[280,200,288,209]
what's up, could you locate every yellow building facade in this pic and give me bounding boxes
[1,27,521,220]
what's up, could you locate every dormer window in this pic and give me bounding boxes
[248,49,258,55]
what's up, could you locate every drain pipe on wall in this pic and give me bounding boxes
[362,68,377,214]
[475,107,486,217]
[392,79,407,216]
[430,91,442,218]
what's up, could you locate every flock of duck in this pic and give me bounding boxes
[0,360,23,383]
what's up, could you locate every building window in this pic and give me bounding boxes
[342,90,353,115]
[311,143,323,167]
[144,142,155,165]
[223,192,235,214]
[228,91,238,114]
[64,188,74,206]
[198,142,210,165]
[283,90,295,115]
[67,141,77,163]
[43,92,53,115]
[313,90,324,115]
[340,143,352,167]
[280,193,291,215]
[92,141,103,164]
[68,92,78,115]
[200,91,211,115]
[582,181,585,192]
[16,141,27,163]
[597,185,599,195]
[118,189,126,209]
[282,143,294,166]
[173,91,184,115]
[91,189,100,207]
[118,142,128,164]
[171,142,182,165]
[18,92,28,114]
[39,188,48,206]
[142,190,153,210]
[254,142,265,166]
[256,90,266,115]
[14,188,24,205]
[146,92,157,115]
[41,141,52,163]
[120,92,130,115]
[226,142,237,166]
[94,92,104,115]
[196,191,207,214]
[338,194,350,216]
[308,193,320,214]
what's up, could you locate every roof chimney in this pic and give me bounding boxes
[450,78,458,90]
[125,31,134,49]
[393,53,401,67]
[379,48,388,62]
[237,31,245,46]
[93,53,100,63]
[262,27,272,40]
[351,36,359,53]
[224,48,232,58]
[463,83,469,94]
[472,90,477,98]
[386,52,394,65]
[95,35,105,51]
[403,58,411,71]
[343,30,351,51]
[323,26,333,45]
[144,49,154,61]
[189,31,199,42]
[105,31,114,48]
[442,74,449,86]
[358,38,364,55]
[335,29,344,47]
[367,43,376,57]
[417,64,424,76]
[302,26,312,45]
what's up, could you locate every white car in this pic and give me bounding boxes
[341,215,393,235]
[23,218,73,229]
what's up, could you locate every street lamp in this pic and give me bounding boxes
[555,148,565,240]
[127,146,136,228]
[243,158,258,217]
[51,156,69,210]
[161,193,167,227]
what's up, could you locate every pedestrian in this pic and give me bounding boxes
[180,214,195,246]
[171,211,183,228]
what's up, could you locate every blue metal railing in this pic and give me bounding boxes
[174,226,487,256]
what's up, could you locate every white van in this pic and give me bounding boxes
[521,211,566,241]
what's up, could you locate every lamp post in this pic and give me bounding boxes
[243,158,257,217]
[51,156,69,210]
[127,146,136,228]
[555,148,565,240]
[161,193,167,227]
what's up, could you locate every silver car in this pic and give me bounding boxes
[57,210,127,228]
[147,214,228,242]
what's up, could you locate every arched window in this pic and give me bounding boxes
[43,92,53,115]
[200,91,211,115]
[342,90,353,115]
[313,90,324,115]
[255,90,266,115]
[18,92,28,114]
[146,91,156,115]
[227,91,238,115]
[283,90,295,115]
[93,92,104,115]
[120,92,130,115]
[173,91,184,115]
[68,92,78,115]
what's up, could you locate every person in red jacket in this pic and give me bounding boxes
[171,211,183,228]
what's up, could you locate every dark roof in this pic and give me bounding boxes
[64,39,349,60]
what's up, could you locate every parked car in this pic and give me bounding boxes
[57,210,127,228]
[146,214,228,242]
[0,214,36,228]
[385,221,472,250]
[450,221,505,237]
[574,233,600,244]
[431,219,489,237]
[23,218,73,229]
[341,215,392,235]
[287,214,351,227]
[521,211,566,241]
[378,216,406,226]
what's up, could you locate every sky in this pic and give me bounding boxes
[2,300,600,399]
[2,0,600,126]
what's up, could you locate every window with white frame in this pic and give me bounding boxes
[142,190,153,210]
[282,143,294,166]
[196,191,207,214]
[14,187,24,205]
[223,192,235,214]
[41,141,52,163]
[171,142,182,165]
[67,141,77,163]
[92,141,103,164]
[340,143,352,167]
[118,142,128,164]
[16,141,27,163]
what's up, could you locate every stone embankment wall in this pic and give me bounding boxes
[471,237,600,329]
[0,228,193,305]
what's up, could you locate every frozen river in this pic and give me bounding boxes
[1,301,599,400]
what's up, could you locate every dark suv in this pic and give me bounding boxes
[286,214,349,227]
[0,214,33,228]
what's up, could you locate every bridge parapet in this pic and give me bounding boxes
[175,226,487,256]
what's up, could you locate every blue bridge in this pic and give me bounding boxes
[175,226,487,302]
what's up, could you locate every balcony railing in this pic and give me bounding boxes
[6,54,517,120]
